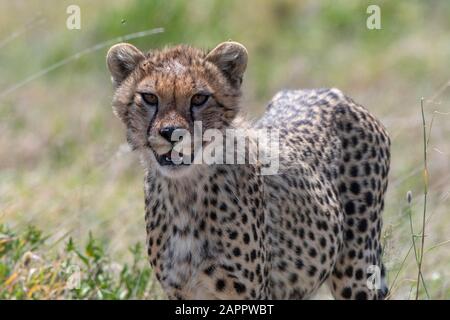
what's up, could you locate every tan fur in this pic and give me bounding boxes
[107,42,390,300]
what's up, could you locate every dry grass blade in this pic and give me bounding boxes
[0,27,164,99]
[415,98,429,299]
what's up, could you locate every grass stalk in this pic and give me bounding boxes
[415,98,429,300]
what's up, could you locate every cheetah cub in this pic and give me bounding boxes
[107,41,390,299]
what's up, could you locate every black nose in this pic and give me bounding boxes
[159,126,178,143]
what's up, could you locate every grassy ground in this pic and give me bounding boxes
[1,0,449,299]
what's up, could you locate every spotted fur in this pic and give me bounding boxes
[107,42,390,299]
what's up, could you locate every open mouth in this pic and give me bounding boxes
[154,150,193,167]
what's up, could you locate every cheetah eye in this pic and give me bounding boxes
[141,93,158,106]
[191,94,209,107]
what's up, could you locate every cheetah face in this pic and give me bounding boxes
[107,42,247,175]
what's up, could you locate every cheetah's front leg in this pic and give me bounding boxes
[184,267,266,300]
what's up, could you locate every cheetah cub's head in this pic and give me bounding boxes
[107,41,248,177]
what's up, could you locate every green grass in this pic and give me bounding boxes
[0,224,161,299]
[0,0,450,299]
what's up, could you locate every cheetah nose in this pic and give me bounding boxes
[159,126,181,144]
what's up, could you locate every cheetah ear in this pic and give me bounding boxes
[106,43,145,88]
[205,41,248,88]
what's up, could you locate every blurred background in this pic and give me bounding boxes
[0,0,449,299]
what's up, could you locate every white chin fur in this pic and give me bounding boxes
[157,165,194,179]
